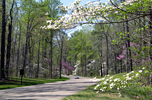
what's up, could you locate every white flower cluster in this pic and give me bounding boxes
[90,77,101,82]
[92,66,150,97]
[41,0,141,29]
[73,60,80,75]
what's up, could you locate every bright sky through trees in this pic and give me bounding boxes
[60,0,107,37]
[60,0,107,6]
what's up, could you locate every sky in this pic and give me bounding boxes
[60,0,107,7]
[60,0,107,37]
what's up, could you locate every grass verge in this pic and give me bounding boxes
[63,73,152,100]
[0,76,69,90]
[62,84,130,100]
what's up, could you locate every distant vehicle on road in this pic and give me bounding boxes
[75,75,79,79]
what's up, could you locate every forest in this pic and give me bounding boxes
[0,0,152,99]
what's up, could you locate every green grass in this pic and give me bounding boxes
[63,73,152,100]
[62,84,130,100]
[111,73,152,99]
[120,85,152,100]
[0,76,69,90]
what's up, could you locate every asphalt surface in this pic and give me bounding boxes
[0,75,98,100]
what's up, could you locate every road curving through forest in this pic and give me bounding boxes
[0,75,98,100]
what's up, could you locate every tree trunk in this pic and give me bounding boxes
[23,18,30,76]
[106,34,109,75]
[59,36,63,79]
[36,37,40,78]
[123,22,128,72]
[5,0,14,78]
[42,35,47,72]
[99,24,103,77]
[1,0,6,79]
[126,21,133,72]
[149,8,152,85]
[6,24,12,78]
[100,46,103,77]
[139,17,142,52]
[85,54,86,76]
[103,30,109,75]
[28,37,32,78]
[114,53,117,74]
[143,12,146,47]
[49,31,53,79]
[121,0,129,73]
[16,22,21,77]
[81,56,83,76]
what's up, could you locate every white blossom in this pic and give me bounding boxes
[139,70,142,73]
[136,73,139,77]
[96,91,99,93]
[130,71,134,74]
[42,0,141,30]
[114,78,120,82]
[114,78,118,82]
[94,84,100,90]
[103,81,107,85]
[118,92,121,97]
[126,73,130,76]
[126,76,132,80]
[110,76,113,79]
[101,77,105,81]
[100,89,104,92]
[45,12,49,15]
[110,83,114,89]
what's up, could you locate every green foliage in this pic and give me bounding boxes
[121,85,152,99]
[67,27,97,64]
[94,71,152,100]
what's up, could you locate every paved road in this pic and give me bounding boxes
[0,75,98,100]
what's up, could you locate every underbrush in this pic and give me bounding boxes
[93,72,152,100]
[121,85,152,99]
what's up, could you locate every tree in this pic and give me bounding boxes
[1,0,6,79]
[5,0,15,78]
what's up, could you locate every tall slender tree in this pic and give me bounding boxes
[5,0,15,78]
[1,0,6,79]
